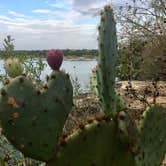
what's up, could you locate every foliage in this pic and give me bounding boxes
[22,55,46,82]
[116,0,166,80]
[71,77,83,96]
[140,34,166,80]
[2,36,15,58]
[116,36,146,80]
[0,49,97,58]
[116,0,165,39]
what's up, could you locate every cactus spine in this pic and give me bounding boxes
[97,6,117,115]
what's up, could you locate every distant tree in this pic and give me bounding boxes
[3,35,15,58]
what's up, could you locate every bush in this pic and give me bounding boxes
[140,35,166,81]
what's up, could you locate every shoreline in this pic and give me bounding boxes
[0,56,97,61]
[64,55,97,61]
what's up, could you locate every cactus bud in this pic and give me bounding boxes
[5,58,23,78]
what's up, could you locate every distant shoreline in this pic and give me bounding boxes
[0,55,97,61]
[64,55,97,61]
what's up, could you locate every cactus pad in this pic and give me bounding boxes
[5,58,23,78]
[47,117,135,166]
[0,70,73,161]
[97,6,117,114]
[136,105,166,166]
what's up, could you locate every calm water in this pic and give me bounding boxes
[0,59,97,92]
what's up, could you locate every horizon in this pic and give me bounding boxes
[0,0,130,50]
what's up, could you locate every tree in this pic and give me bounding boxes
[116,36,146,80]
[140,34,166,80]
[3,35,15,58]
[116,0,165,40]
[115,0,166,80]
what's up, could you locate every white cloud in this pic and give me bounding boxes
[50,3,65,8]
[0,12,97,50]
[47,0,73,9]
[72,0,107,15]
[0,15,12,21]
[32,9,53,14]
[0,0,131,50]
[8,11,27,18]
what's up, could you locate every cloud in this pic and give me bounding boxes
[72,0,107,15]
[32,9,53,14]
[8,11,27,18]
[0,15,13,21]
[0,10,97,50]
[72,0,131,15]
[47,0,73,9]
[0,0,131,50]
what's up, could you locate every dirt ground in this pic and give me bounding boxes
[63,81,166,165]
[64,81,166,133]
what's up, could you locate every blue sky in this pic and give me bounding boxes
[0,0,129,50]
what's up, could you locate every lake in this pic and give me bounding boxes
[0,59,97,92]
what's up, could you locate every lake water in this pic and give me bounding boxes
[0,59,97,92]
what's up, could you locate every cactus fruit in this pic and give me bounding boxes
[0,70,73,161]
[136,105,166,166]
[97,5,117,115]
[4,58,23,78]
[47,116,135,166]
[46,50,63,70]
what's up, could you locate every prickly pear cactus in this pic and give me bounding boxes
[90,66,126,111]
[0,70,73,161]
[117,111,139,154]
[136,105,166,166]
[4,58,23,78]
[97,5,117,114]
[47,116,135,166]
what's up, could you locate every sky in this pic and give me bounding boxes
[0,0,129,50]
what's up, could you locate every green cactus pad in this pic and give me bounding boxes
[97,6,117,114]
[47,117,135,166]
[136,105,166,166]
[0,70,73,161]
[90,66,126,112]
[4,58,23,78]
